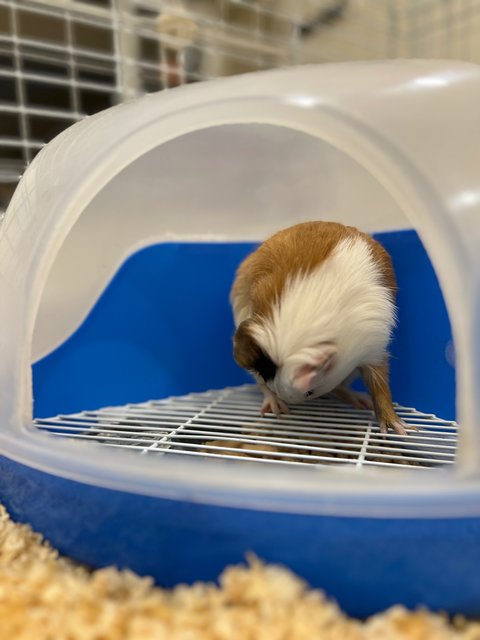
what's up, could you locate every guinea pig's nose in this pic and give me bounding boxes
[305,390,314,398]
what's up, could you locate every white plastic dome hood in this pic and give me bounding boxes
[1,60,480,517]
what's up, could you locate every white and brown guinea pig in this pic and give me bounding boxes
[230,221,407,436]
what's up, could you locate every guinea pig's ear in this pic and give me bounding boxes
[292,343,337,393]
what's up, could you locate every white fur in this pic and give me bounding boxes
[231,294,250,327]
[251,236,396,404]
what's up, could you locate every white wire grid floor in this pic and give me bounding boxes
[34,385,457,470]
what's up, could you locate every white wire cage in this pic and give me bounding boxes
[2,0,480,211]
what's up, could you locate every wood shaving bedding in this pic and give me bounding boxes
[0,504,479,639]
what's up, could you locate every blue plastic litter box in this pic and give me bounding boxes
[0,60,479,618]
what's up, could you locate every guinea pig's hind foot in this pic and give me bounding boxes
[359,363,412,436]
[260,392,289,417]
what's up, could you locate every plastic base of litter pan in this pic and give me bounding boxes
[1,452,479,618]
[3,61,480,620]
[16,229,459,617]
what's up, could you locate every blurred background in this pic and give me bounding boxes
[1,0,480,215]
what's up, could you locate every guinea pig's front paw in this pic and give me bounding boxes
[378,416,409,436]
[261,393,289,417]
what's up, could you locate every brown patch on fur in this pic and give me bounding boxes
[233,320,260,370]
[231,222,355,321]
[231,221,397,323]
[233,319,277,381]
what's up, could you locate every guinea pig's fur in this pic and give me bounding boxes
[230,221,407,435]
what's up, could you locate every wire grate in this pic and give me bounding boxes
[34,384,457,470]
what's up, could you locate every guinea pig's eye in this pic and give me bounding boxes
[305,390,314,398]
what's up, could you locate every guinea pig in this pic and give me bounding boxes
[230,221,407,436]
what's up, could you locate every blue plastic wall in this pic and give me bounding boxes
[33,229,455,420]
